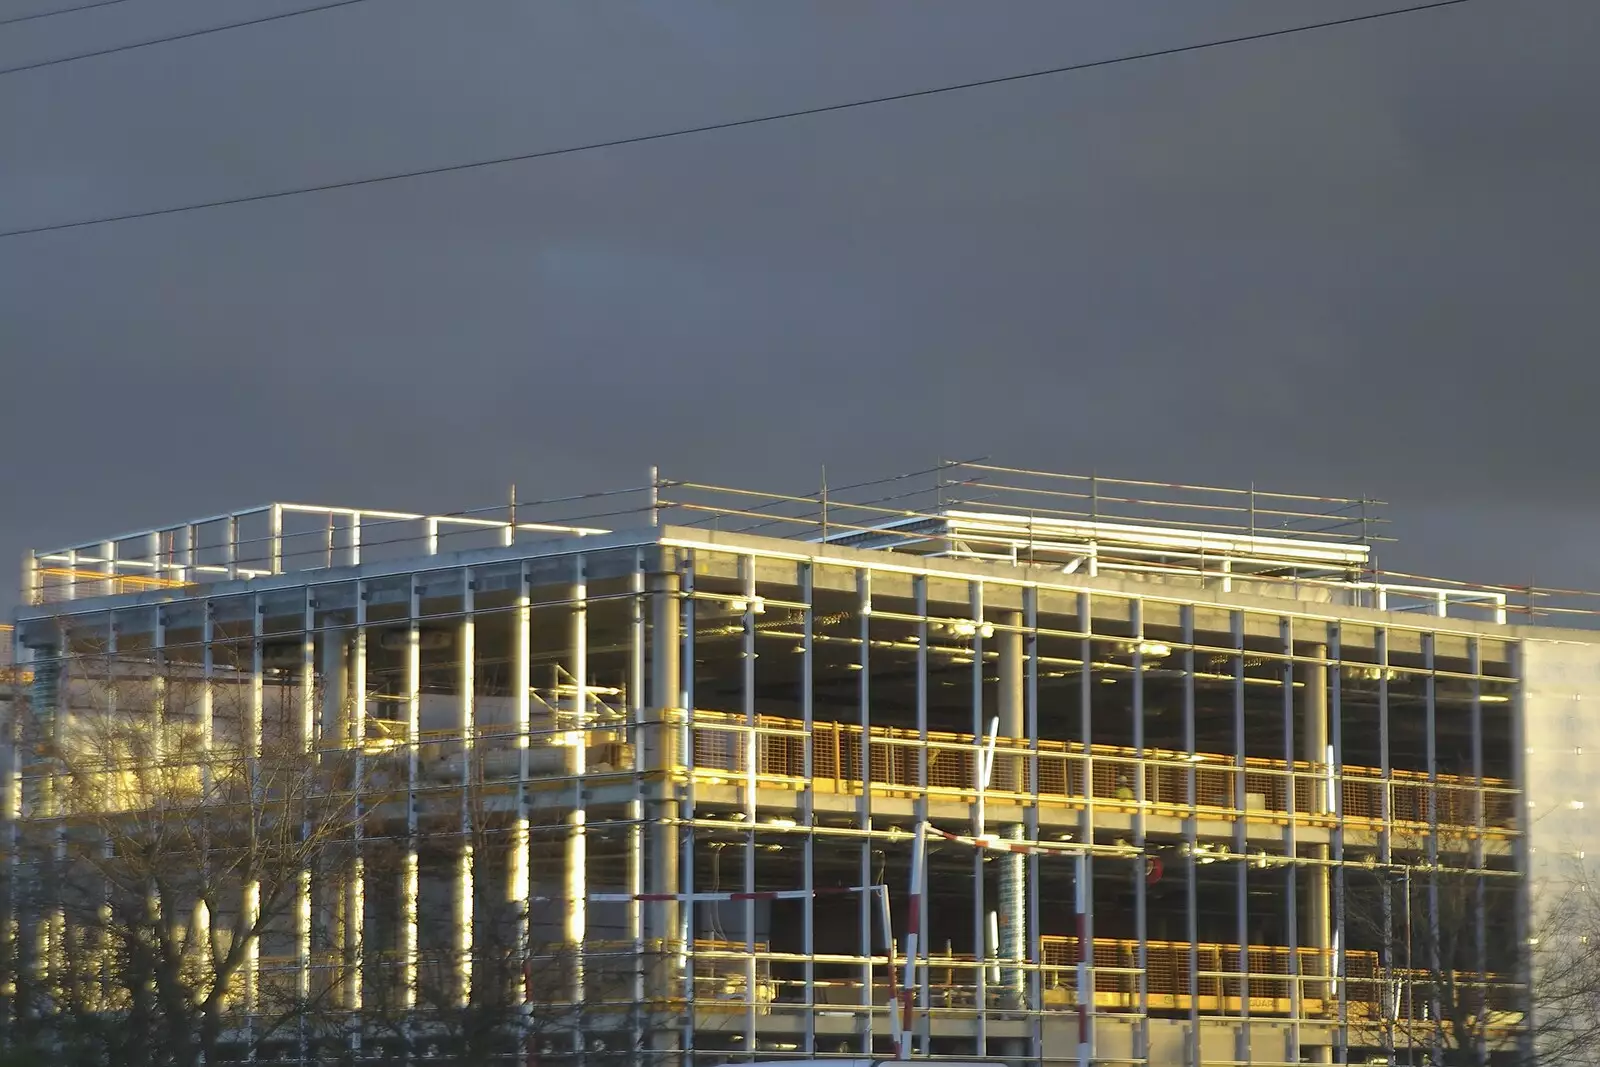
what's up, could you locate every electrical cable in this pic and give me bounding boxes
[0,0,376,74]
[0,0,1475,240]
[0,0,140,28]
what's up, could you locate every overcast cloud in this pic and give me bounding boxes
[2,0,1596,601]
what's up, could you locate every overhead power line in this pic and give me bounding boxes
[0,0,376,74]
[0,0,140,28]
[0,0,1475,240]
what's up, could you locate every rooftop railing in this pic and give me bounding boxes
[19,462,1600,627]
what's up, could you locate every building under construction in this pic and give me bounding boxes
[5,463,1600,1067]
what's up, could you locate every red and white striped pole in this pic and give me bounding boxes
[918,824,1103,1067]
[1074,851,1090,1067]
[873,885,904,1060]
[898,822,927,1060]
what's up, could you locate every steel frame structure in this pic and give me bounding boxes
[3,464,1589,1067]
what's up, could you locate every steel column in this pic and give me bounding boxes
[997,609,1027,1011]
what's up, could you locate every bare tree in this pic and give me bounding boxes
[1525,862,1600,1067]
[1344,822,1600,1067]
[3,631,359,1067]
[355,772,642,1067]
[3,626,645,1067]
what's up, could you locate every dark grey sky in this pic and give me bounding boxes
[2,0,1597,602]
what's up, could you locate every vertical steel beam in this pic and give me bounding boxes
[300,592,316,756]
[152,604,167,767]
[348,580,367,1052]
[1470,637,1488,1067]
[913,574,931,1053]
[321,620,347,752]
[244,594,264,1027]
[201,601,215,796]
[802,562,818,1057]
[1330,624,1349,1064]
[1023,587,1043,1063]
[183,523,197,584]
[1283,619,1303,1066]
[1,624,20,1014]
[269,505,283,575]
[1182,606,1200,1067]
[1131,601,1149,1065]
[1377,627,1396,1060]
[858,569,874,1053]
[21,550,39,606]
[627,553,646,1060]
[646,567,681,1058]
[1424,633,1442,1067]
[457,569,475,1009]
[1510,642,1533,1066]
[567,562,589,1029]
[403,576,421,1021]
[297,591,314,1054]
[1232,610,1251,1066]
[1077,590,1095,1067]
[100,540,115,598]
[968,579,986,1054]
[1378,629,1392,865]
[1304,638,1332,1063]
[740,558,757,1053]
[513,561,533,1062]
[997,609,1027,1010]
[249,596,264,760]
[295,866,311,1063]
[678,563,696,1055]
[242,879,260,1019]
